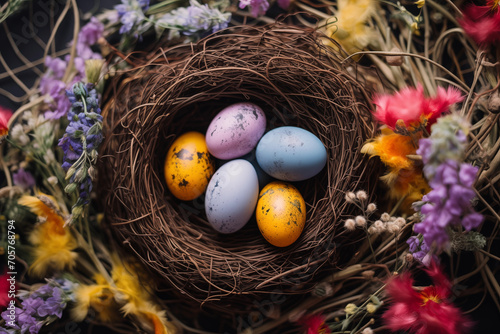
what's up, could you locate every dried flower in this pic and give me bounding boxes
[85,59,105,85]
[366,203,377,213]
[322,0,376,55]
[367,226,377,234]
[450,231,487,252]
[372,85,463,130]
[18,195,77,277]
[344,219,356,231]
[72,257,174,333]
[380,213,391,222]
[0,269,11,309]
[0,106,12,140]
[10,124,30,146]
[356,190,368,201]
[58,82,103,224]
[12,168,36,191]
[47,176,58,185]
[366,302,377,313]
[374,220,385,232]
[298,313,331,334]
[116,0,150,35]
[239,0,270,17]
[77,17,104,59]
[344,303,358,315]
[414,160,483,250]
[156,0,231,38]
[459,4,500,47]
[355,216,367,227]
[415,0,425,8]
[345,191,356,203]
[382,263,473,334]
[2,279,76,332]
[362,328,374,334]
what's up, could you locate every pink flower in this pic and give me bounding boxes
[0,106,13,138]
[372,86,463,130]
[299,313,331,334]
[382,262,473,334]
[459,4,500,47]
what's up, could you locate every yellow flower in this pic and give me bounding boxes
[18,194,77,277]
[361,128,416,171]
[71,256,176,334]
[366,302,378,313]
[322,0,376,55]
[345,303,358,315]
[362,129,430,213]
[415,0,425,8]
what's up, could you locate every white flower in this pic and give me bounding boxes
[344,219,356,231]
[11,124,30,145]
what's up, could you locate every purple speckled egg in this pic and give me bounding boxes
[206,102,266,160]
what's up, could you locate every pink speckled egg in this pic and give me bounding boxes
[206,102,266,160]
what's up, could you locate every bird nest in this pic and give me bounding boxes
[99,22,377,314]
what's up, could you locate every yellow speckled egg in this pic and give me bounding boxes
[164,131,215,201]
[256,181,306,247]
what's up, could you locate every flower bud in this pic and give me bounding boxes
[64,183,78,194]
[313,282,333,297]
[344,219,356,231]
[356,190,368,201]
[345,191,356,203]
[344,303,358,315]
[366,203,377,213]
[386,47,403,66]
[85,59,105,85]
[355,216,367,227]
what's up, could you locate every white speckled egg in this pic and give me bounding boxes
[205,159,259,233]
[206,102,266,160]
[256,126,327,181]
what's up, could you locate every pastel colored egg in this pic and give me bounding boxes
[256,126,327,181]
[206,102,266,160]
[164,131,215,201]
[256,181,306,247]
[205,159,259,234]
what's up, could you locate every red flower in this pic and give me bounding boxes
[459,4,500,46]
[372,86,463,130]
[1,269,12,310]
[382,262,473,334]
[0,106,13,138]
[299,313,331,334]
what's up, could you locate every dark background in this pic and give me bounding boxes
[0,0,498,333]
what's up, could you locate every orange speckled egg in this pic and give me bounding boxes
[164,131,215,201]
[256,181,306,247]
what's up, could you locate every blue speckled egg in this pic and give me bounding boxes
[205,159,259,233]
[256,126,327,181]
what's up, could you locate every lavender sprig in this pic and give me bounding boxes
[58,82,103,224]
[1,279,76,334]
[115,0,151,36]
[155,0,231,39]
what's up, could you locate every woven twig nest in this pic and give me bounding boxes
[100,22,376,314]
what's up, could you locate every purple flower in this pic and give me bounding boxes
[1,307,22,330]
[407,236,420,253]
[277,0,290,10]
[40,77,72,120]
[116,0,149,35]
[12,168,35,190]
[156,0,230,37]
[59,82,103,217]
[239,0,270,17]
[407,237,439,266]
[44,56,66,79]
[414,160,483,250]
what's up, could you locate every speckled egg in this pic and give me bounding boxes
[256,181,306,247]
[256,126,327,181]
[206,102,266,160]
[164,131,215,201]
[205,159,259,234]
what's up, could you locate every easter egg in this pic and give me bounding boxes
[256,181,306,247]
[164,131,215,201]
[206,102,266,160]
[256,126,327,181]
[205,159,259,233]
